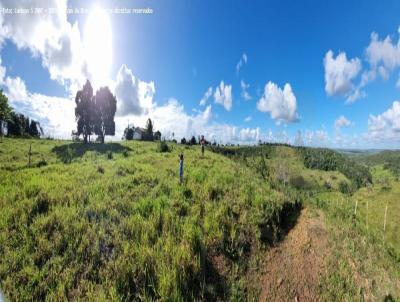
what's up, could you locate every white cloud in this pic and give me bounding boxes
[236,53,247,74]
[214,81,232,111]
[0,57,5,84]
[334,115,352,129]
[8,90,75,139]
[257,81,299,124]
[114,64,155,116]
[303,130,329,146]
[244,116,252,122]
[365,31,400,75]
[367,101,400,144]
[0,0,94,94]
[199,86,212,106]
[240,79,251,101]
[363,101,400,147]
[5,76,27,101]
[201,105,212,122]
[324,50,361,100]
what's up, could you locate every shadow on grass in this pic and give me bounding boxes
[258,201,302,246]
[52,142,132,161]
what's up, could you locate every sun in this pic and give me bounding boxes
[84,8,112,88]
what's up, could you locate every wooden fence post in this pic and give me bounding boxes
[28,143,32,168]
[383,202,388,233]
[366,199,369,230]
[354,199,358,216]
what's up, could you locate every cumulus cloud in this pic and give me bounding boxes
[244,116,252,122]
[0,0,91,93]
[257,81,299,124]
[334,115,352,129]
[114,64,155,116]
[365,31,400,76]
[5,76,27,101]
[6,84,75,139]
[324,50,362,101]
[240,79,251,101]
[367,101,400,143]
[214,81,232,111]
[199,86,212,106]
[236,53,247,74]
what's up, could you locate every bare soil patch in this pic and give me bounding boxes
[259,208,329,301]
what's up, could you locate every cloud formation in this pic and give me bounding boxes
[114,64,155,116]
[367,101,400,143]
[214,81,232,111]
[5,76,27,102]
[257,81,299,124]
[324,50,361,101]
[0,0,94,94]
[240,79,251,101]
[334,115,352,129]
[199,86,212,106]
[236,53,247,74]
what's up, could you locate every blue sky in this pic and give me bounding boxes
[1,0,400,148]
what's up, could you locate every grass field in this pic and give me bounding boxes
[0,138,399,301]
[0,138,302,301]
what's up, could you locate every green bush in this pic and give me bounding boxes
[61,146,73,163]
[290,175,307,190]
[157,140,170,153]
[339,180,352,195]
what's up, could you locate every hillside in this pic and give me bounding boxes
[0,138,399,301]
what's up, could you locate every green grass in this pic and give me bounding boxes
[0,138,301,301]
[1,138,399,301]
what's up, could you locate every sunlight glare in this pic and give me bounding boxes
[84,8,112,87]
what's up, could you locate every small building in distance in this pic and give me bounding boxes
[133,127,146,140]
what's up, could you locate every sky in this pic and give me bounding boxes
[1,0,400,148]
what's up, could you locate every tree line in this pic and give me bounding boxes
[298,147,372,188]
[0,90,43,139]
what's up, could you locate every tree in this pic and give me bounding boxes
[154,130,161,141]
[93,87,116,143]
[190,135,197,145]
[144,118,154,141]
[28,120,42,137]
[0,90,12,140]
[181,137,187,144]
[75,80,94,143]
[123,126,135,140]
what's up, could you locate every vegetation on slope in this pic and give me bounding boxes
[0,138,301,301]
[297,147,372,189]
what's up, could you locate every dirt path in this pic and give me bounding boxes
[259,208,329,302]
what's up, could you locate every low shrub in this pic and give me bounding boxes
[157,140,170,153]
[36,158,48,168]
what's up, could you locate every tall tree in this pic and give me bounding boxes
[0,90,12,140]
[123,126,135,140]
[94,87,116,143]
[28,120,42,137]
[75,80,94,143]
[144,118,154,141]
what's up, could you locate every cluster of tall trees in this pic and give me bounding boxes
[74,80,117,143]
[298,147,372,188]
[0,90,43,139]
